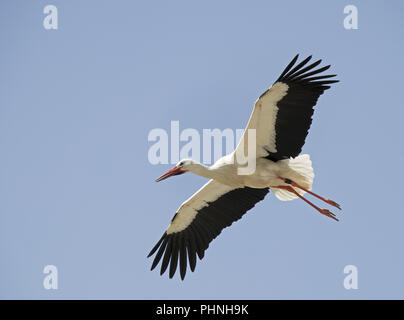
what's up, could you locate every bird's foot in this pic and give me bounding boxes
[325,199,341,210]
[319,209,339,221]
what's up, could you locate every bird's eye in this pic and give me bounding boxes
[179,161,184,166]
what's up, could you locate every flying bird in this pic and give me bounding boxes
[148,54,340,280]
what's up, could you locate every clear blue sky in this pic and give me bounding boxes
[1,0,403,299]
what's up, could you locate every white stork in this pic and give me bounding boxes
[148,54,340,280]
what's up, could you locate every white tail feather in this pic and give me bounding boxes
[271,154,314,201]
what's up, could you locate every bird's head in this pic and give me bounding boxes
[155,159,195,182]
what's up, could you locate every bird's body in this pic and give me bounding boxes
[148,55,340,280]
[179,154,312,192]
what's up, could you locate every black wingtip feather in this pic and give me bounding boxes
[150,237,168,271]
[147,233,166,258]
[160,238,173,275]
[179,236,187,280]
[284,55,312,79]
[286,59,322,81]
[187,241,197,272]
[169,237,179,278]
[276,54,299,82]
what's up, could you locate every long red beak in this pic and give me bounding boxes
[155,166,186,182]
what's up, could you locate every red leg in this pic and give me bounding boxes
[271,185,339,221]
[278,177,341,210]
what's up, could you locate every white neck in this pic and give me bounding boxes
[187,160,241,187]
[188,162,217,180]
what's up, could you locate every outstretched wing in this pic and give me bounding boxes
[236,54,338,162]
[148,180,269,280]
